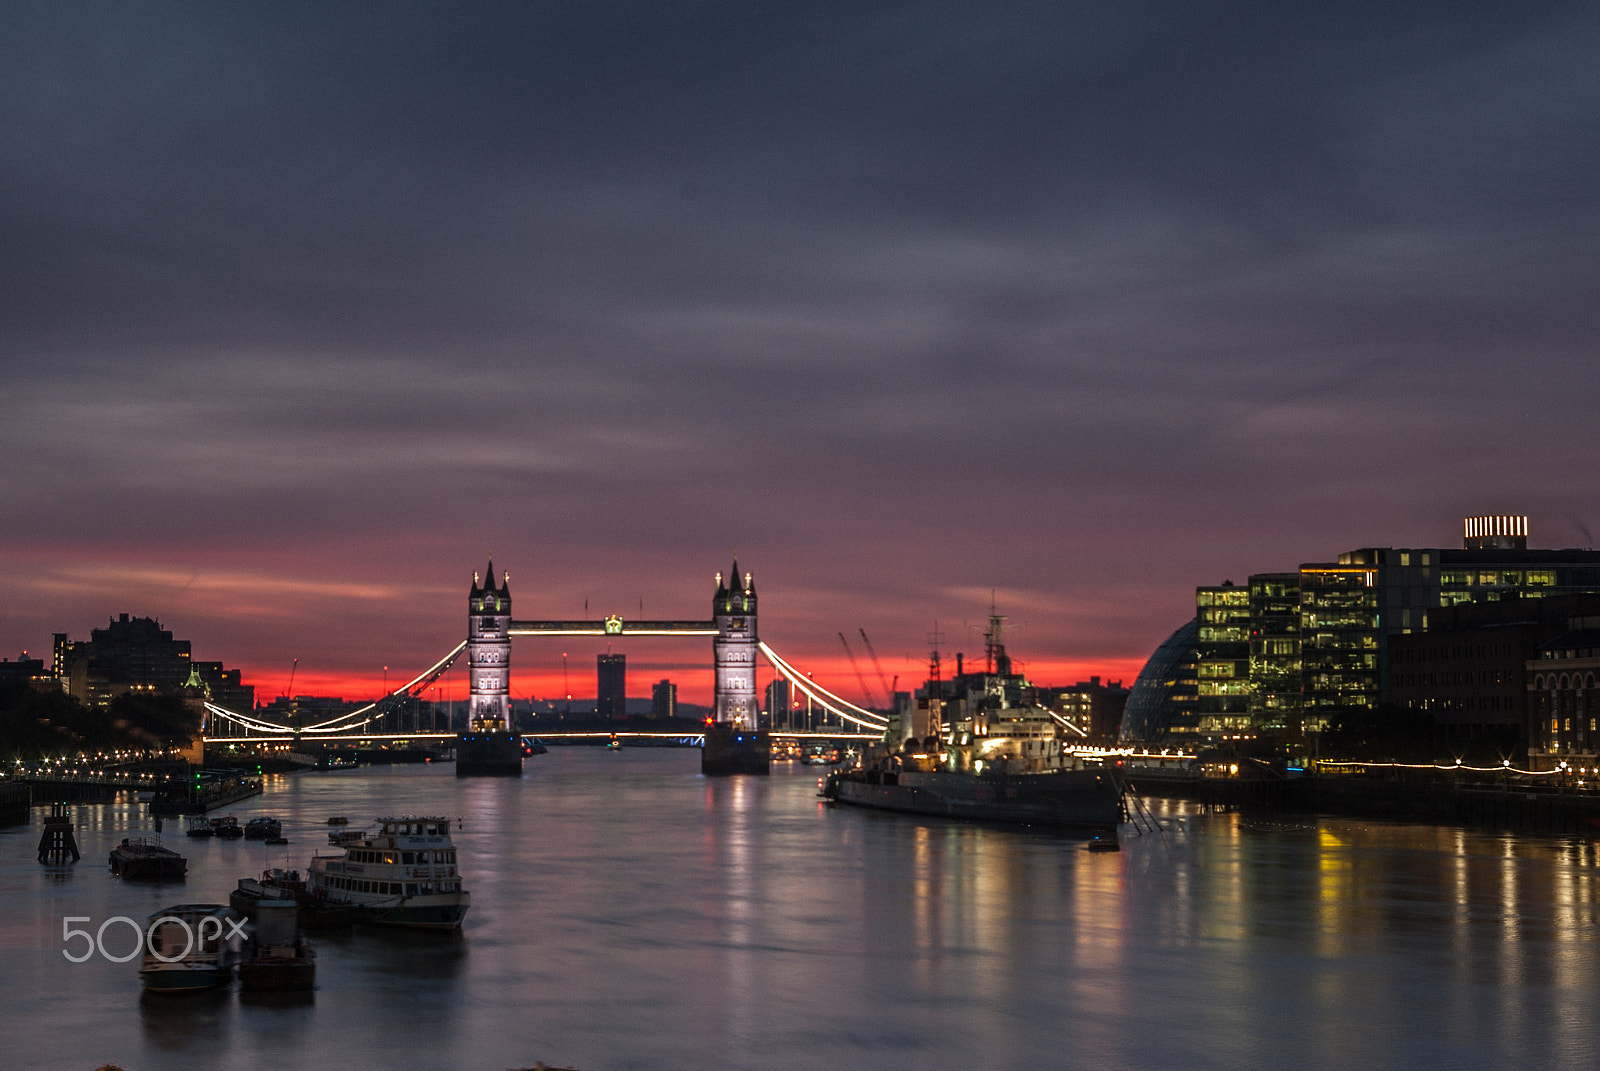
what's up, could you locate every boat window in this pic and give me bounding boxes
[384,853,396,865]
[401,852,414,864]
[406,884,418,896]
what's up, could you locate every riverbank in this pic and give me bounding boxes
[1127,772,1600,835]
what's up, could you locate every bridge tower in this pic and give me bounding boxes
[467,561,512,731]
[712,561,759,726]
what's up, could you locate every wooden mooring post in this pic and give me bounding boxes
[37,802,80,864]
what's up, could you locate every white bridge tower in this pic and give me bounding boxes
[467,561,512,731]
[712,561,759,726]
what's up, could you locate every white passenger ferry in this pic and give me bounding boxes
[306,815,469,930]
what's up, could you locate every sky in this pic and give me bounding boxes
[2,2,1598,706]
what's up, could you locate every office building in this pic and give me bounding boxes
[1248,573,1302,732]
[1043,676,1129,741]
[764,678,792,728]
[1196,583,1251,734]
[54,614,194,708]
[597,654,626,720]
[1132,516,1600,742]
[651,678,677,719]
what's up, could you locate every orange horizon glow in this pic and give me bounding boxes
[233,655,1151,710]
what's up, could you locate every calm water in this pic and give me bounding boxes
[4,749,1600,1071]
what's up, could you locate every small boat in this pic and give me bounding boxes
[231,868,354,929]
[307,815,470,930]
[243,817,282,841]
[326,816,348,826]
[185,816,214,838]
[210,815,244,839]
[328,826,368,848]
[140,904,243,993]
[606,733,622,750]
[238,900,316,992]
[111,838,187,882]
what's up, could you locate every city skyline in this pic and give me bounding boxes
[3,5,1597,704]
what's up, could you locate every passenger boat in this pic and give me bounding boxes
[139,904,243,993]
[210,815,244,839]
[231,868,354,929]
[243,816,282,840]
[306,815,469,930]
[185,816,214,838]
[110,837,187,881]
[238,900,315,992]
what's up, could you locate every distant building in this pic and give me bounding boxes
[54,614,194,708]
[597,654,626,720]
[1138,517,1600,742]
[1302,517,1600,725]
[190,661,255,715]
[1389,593,1600,744]
[1043,677,1128,741]
[256,696,355,724]
[764,678,792,728]
[651,678,677,719]
[1527,616,1600,771]
[0,653,50,689]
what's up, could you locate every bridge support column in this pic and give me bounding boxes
[706,562,768,775]
[459,561,523,777]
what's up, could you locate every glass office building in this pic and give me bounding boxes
[1196,584,1251,734]
[1248,572,1301,732]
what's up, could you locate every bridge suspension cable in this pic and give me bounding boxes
[758,642,888,733]
[204,640,468,738]
[298,640,469,730]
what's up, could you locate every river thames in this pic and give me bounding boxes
[4,749,1600,1070]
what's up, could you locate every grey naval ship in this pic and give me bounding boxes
[824,614,1123,831]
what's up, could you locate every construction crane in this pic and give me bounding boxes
[837,632,881,710]
[858,629,894,703]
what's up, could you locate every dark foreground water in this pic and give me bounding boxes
[4,749,1600,1071]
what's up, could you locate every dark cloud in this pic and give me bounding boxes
[2,2,1597,696]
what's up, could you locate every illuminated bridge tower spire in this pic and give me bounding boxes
[467,561,512,731]
[712,561,759,726]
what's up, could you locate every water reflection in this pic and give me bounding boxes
[6,756,1600,1069]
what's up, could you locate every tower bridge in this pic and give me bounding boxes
[203,560,888,776]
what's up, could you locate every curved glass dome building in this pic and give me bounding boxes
[1119,617,1200,743]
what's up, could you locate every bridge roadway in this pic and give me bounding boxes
[508,619,718,636]
[206,730,880,746]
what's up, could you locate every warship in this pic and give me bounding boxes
[823,612,1123,831]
